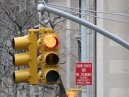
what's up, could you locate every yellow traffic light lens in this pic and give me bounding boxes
[46,70,59,82]
[44,35,58,48]
[46,53,59,65]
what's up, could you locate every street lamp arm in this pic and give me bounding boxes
[37,4,129,50]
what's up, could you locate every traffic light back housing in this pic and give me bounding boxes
[13,30,38,84]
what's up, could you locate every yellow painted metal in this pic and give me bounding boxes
[14,69,30,83]
[13,35,29,50]
[13,27,60,85]
[37,38,41,48]
[66,91,77,97]
[38,27,60,84]
[14,53,29,66]
[69,88,82,91]
[13,28,41,84]
[28,30,38,84]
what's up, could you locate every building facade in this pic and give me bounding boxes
[97,0,129,97]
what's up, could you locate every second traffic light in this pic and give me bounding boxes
[13,29,39,84]
[38,28,60,84]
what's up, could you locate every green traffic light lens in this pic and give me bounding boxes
[46,53,59,65]
[46,70,59,82]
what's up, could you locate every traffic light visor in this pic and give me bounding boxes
[13,53,29,66]
[12,36,29,50]
[13,69,30,83]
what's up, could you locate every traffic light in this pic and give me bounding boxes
[13,29,39,84]
[38,28,60,84]
[66,91,77,97]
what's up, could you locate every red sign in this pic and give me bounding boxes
[76,62,92,85]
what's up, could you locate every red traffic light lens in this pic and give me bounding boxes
[44,35,58,48]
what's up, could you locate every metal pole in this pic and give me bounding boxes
[66,0,71,90]
[81,0,88,97]
[81,0,87,63]
[36,2,43,97]
[37,4,129,50]
[93,0,97,97]
[38,11,42,28]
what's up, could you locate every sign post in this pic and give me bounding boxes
[76,62,92,85]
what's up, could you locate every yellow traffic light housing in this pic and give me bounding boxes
[13,27,60,85]
[13,29,39,84]
[66,91,77,97]
[38,28,60,84]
